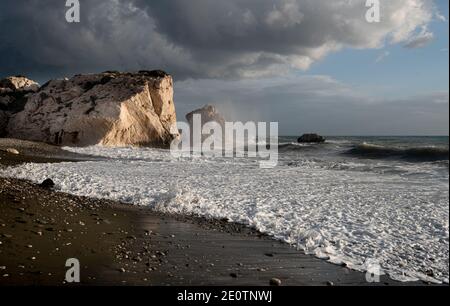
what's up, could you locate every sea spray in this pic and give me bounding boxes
[1,140,448,283]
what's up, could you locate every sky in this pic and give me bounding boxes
[0,0,448,135]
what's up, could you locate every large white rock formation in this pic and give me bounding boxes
[6,71,178,147]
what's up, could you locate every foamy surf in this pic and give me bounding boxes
[1,143,448,284]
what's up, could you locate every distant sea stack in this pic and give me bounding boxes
[185,105,226,144]
[186,105,226,128]
[298,133,326,143]
[1,71,178,147]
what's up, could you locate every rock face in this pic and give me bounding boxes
[0,76,39,137]
[0,111,7,137]
[0,76,39,93]
[298,133,326,143]
[186,105,225,128]
[7,71,178,147]
[0,76,39,114]
[185,105,226,145]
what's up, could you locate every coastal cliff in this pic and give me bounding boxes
[1,71,177,147]
[0,76,40,137]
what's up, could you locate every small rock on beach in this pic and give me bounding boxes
[270,278,282,286]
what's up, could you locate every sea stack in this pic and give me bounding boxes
[185,105,226,144]
[186,105,226,128]
[4,71,178,147]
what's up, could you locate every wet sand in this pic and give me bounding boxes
[0,139,429,286]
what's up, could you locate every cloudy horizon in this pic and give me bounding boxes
[0,0,448,135]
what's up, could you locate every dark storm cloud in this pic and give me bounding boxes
[0,0,438,82]
[0,0,195,82]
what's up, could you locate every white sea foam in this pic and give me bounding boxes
[1,145,448,283]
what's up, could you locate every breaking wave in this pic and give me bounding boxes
[278,142,321,152]
[345,143,449,162]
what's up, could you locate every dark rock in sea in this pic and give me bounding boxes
[270,278,282,286]
[230,272,238,278]
[326,281,334,286]
[298,133,326,143]
[39,179,55,189]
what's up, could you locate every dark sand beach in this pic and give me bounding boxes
[0,139,430,286]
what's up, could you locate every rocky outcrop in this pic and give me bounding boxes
[298,133,326,143]
[186,105,225,128]
[0,76,39,93]
[184,105,227,148]
[0,76,39,137]
[0,76,39,113]
[6,71,178,147]
[0,110,7,137]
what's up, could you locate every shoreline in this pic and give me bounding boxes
[0,139,436,286]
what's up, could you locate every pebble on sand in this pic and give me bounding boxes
[270,278,282,286]
[5,148,20,155]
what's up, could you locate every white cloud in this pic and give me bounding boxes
[136,0,439,77]
[435,11,447,22]
[404,26,435,48]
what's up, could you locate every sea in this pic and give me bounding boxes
[1,136,448,283]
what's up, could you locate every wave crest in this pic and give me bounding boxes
[345,143,449,162]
